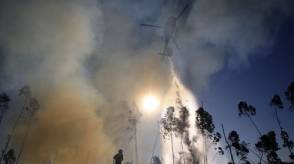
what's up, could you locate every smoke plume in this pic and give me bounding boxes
[0,0,293,164]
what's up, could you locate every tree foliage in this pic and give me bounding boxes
[161,106,177,138]
[280,130,294,160]
[228,131,250,163]
[196,107,215,135]
[196,106,223,157]
[255,131,282,164]
[238,101,256,117]
[0,92,10,124]
[285,81,294,110]
[270,94,283,109]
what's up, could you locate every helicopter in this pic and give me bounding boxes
[140,4,190,58]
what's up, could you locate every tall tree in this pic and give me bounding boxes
[127,102,141,164]
[196,106,222,164]
[228,130,250,164]
[255,131,282,164]
[16,86,40,164]
[173,91,190,164]
[221,124,235,164]
[270,94,283,129]
[285,82,294,110]
[161,106,176,164]
[238,101,267,163]
[238,101,262,136]
[270,94,294,160]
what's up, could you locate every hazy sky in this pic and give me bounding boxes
[0,0,294,164]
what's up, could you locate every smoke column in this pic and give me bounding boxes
[0,0,293,164]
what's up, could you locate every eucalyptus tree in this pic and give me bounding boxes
[221,124,235,164]
[285,81,294,110]
[228,130,250,164]
[196,106,222,164]
[270,94,294,160]
[16,85,40,164]
[173,92,190,164]
[127,102,141,164]
[255,131,282,164]
[161,106,176,164]
[270,95,283,128]
[238,101,262,136]
[0,92,10,125]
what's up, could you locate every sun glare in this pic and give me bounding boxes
[142,95,160,112]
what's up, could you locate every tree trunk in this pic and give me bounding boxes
[273,107,282,130]
[274,107,294,159]
[247,115,262,137]
[203,136,208,164]
[170,132,175,164]
[221,124,235,164]
[181,136,186,164]
[16,113,34,164]
[135,121,139,164]
[0,107,24,163]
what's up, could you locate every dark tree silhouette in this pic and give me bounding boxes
[174,105,189,164]
[228,131,250,164]
[127,103,140,164]
[196,106,222,164]
[196,107,215,135]
[161,106,176,164]
[16,85,40,164]
[3,148,16,164]
[270,94,283,129]
[173,91,190,164]
[270,94,294,160]
[238,101,262,136]
[0,92,10,124]
[238,101,267,163]
[255,131,282,164]
[285,82,294,110]
[280,130,294,160]
[221,124,235,164]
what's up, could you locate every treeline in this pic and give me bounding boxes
[0,86,40,164]
[158,81,294,164]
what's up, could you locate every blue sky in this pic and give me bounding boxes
[202,16,294,161]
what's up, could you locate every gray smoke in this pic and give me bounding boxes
[0,0,292,164]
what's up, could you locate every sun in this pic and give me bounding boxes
[142,95,160,112]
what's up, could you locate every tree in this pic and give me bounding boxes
[255,131,282,164]
[285,81,294,110]
[270,94,283,129]
[16,85,40,164]
[161,106,176,164]
[228,131,250,164]
[238,101,262,136]
[221,125,235,164]
[196,106,222,164]
[173,93,190,164]
[0,92,10,124]
[270,94,294,160]
[127,102,141,164]
[280,130,294,160]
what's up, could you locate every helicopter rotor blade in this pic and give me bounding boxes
[176,4,189,20]
[140,24,161,28]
